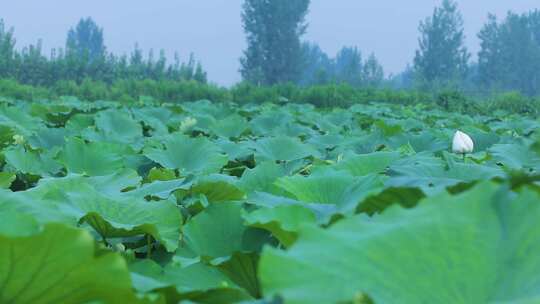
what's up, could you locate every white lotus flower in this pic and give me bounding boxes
[179,117,197,132]
[12,134,25,145]
[452,130,474,154]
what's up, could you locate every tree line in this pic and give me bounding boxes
[1,0,540,98]
[0,17,207,87]
[240,0,540,96]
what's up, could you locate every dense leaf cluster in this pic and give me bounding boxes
[0,97,539,303]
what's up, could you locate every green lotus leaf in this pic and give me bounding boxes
[0,124,15,147]
[189,174,245,203]
[210,114,249,138]
[182,202,266,259]
[387,162,504,194]
[275,171,384,213]
[490,143,540,172]
[0,210,40,236]
[243,205,316,247]
[249,111,293,136]
[65,113,94,132]
[27,127,69,150]
[0,223,138,304]
[356,186,425,215]
[3,177,183,252]
[0,171,16,189]
[306,134,345,150]
[334,151,400,176]
[247,191,338,224]
[29,103,72,125]
[130,260,252,303]
[93,109,143,144]
[132,106,172,136]
[373,119,404,136]
[0,189,74,224]
[0,105,44,136]
[126,178,191,200]
[238,161,288,195]
[37,182,182,252]
[144,135,228,175]
[217,252,261,298]
[86,168,142,196]
[215,138,254,161]
[4,146,62,176]
[260,182,540,304]
[251,136,320,162]
[388,131,448,152]
[58,137,125,176]
[147,167,177,182]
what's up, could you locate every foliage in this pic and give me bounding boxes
[300,42,333,86]
[478,10,540,96]
[240,0,310,85]
[0,96,539,303]
[0,17,208,87]
[2,77,539,116]
[413,0,470,89]
[300,43,385,88]
[66,17,106,63]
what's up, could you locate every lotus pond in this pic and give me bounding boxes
[0,98,539,304]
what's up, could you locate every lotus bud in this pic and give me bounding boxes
[114,243,126,252]
[179,117,197,132]
[12,134,25,145]
[452,130,474,154]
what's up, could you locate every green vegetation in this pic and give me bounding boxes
[1,97,540,303]
[413,0,470,89]
[0,18,207,87]
[0,78,539,116]
[240,0,310,85]
[1,1,540,302]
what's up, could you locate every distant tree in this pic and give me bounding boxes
[0,19,16,78]
[300,43,385,88]
[300,42,333,85]
[193,62,208,83]
[128,43,145,79]
[334,46,363,86]
[413,0,470,89]
[477,14,503,90]
[240,0,310,85]
[66,17,106,62]
[15,40,49,86]
[362,53,384,87]
[388,64,415,89]
[0,18,209,86]
[478,11,540,95]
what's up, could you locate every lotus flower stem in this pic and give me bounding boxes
[146,234,152,258]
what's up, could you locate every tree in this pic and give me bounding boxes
[413,0,470,88]
[361,53,384,88]
[334,46,362,86]
[478,11,540,95]
[240,0,310,85]
[15,40,49,86]
[300,42,333,85]
[477,14,502,89]
[0,19,16,78]
[388,64,415,89]
[0,18,209,86]
[66,17,106,62]
[193,63,208,83]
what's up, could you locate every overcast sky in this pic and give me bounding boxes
[2,1,538,86]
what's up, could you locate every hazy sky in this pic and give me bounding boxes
[2,1,538,86]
